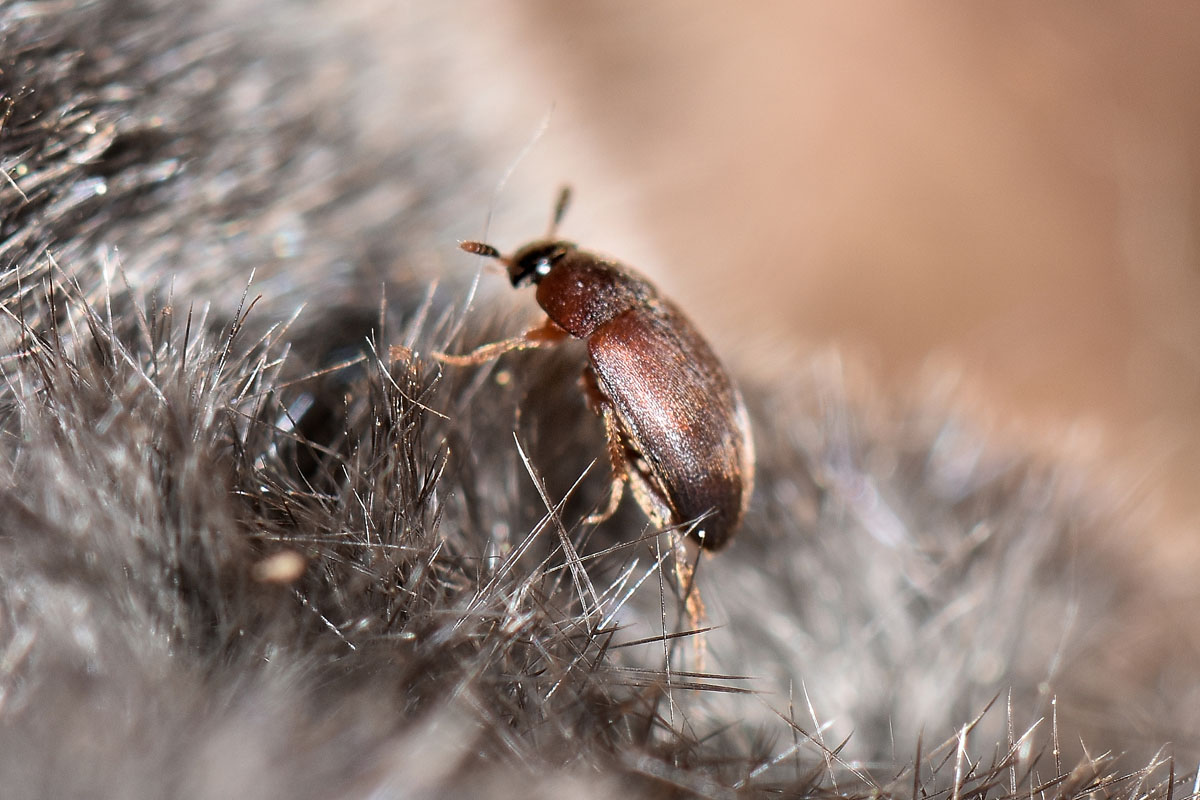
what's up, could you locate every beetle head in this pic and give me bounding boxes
[505,240,575,287]
[457,239,575,287]
[459,186,577,286]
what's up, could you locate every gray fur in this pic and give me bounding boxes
[0,1,1196,797]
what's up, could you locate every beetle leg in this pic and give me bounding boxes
[671,534,707,641]
[581,367,629,525]
[435,317,567,365]
[584,402,629,525]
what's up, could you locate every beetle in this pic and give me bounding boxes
[439,188,754,551]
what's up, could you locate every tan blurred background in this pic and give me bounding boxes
[361,4,1200,548]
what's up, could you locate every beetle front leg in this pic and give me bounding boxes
[434,317,568,365]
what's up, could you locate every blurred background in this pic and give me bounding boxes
[353,3,1200,557]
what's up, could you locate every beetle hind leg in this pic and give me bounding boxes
[670,532,707,636]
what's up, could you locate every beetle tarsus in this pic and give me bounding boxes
[433,338,529,366]
[670,531,708,667]
[585,474,626,526]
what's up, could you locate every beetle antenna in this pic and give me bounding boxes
[459,241,503,260]
[548,185,572,238]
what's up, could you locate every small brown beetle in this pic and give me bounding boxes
[441,188,754,551]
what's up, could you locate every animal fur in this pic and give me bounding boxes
[0,2,1197,797]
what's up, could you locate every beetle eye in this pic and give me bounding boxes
[509,242,572,286]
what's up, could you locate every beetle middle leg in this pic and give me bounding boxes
[580,366,632,526]
[435,317,568,365]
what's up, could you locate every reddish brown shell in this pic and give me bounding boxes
[586,298,753,549]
